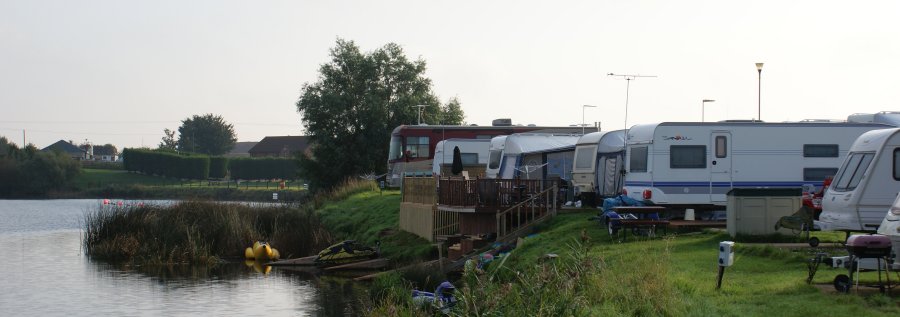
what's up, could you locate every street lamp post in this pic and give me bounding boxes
[702,99,715,122]
[755,63,763,122]
[582,105,596,134]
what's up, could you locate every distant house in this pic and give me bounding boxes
[41,140,88,160]
[92,145,119,162]
[248,136,309,158]
[225,141,258,158]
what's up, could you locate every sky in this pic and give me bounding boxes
[2,0,899,149]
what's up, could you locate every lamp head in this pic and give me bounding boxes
[755,63,764,71]
[703,99,715,103]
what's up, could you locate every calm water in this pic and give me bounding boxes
[0,200,362,316]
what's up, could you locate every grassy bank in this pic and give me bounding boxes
[369,212,898,316]
[312,180,434,265]
[83,201,331,264]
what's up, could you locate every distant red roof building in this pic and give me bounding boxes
[248,136,309,158]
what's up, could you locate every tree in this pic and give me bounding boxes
[176,114,237,155]
[159,128,177,151]
[439,97,465,125]
[93,144,118,156]
[296,39,465,190]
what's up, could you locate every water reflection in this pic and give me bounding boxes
[0,199,367,316]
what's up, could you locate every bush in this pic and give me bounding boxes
[229,157,297,180]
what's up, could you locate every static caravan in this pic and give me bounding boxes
[623,122,890,211]
[496,134,581,180]
[432,139,491,176]
[818,128,900,232]
[571,130,626,202]
[485,136,508,179]
[847,111,900,126]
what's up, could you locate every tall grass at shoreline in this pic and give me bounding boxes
[83,201,332,264]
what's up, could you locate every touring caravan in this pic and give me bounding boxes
[495,134,581,180]
[485,136,508,179]
[818,128,900,232]
[432,139,491,176]
[571,130,626,203]
[877,195,900,269]
[623,122,890,212]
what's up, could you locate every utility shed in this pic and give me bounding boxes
[726,188,802,237]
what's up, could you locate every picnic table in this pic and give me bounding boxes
[610,206,670,240]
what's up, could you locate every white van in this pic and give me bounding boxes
[623,122,890,211]
[571,130,626,202]
[819,128,900,232]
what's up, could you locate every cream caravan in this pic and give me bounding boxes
[571,130,626,203]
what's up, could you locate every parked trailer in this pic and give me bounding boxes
[818,128,900,232]
[622,122,890,212]
[847,111,900,126]
[877,195,900,269]
[387,123,583,187]
[432,139,491,176]
[571,130,626,204]
[495,133,581,181]
[485,135,508,179]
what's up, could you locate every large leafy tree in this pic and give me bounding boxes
[296,39,464,190]
[158,128,177,151]
[176,114,237,155]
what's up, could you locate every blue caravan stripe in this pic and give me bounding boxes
[625,181,824,187]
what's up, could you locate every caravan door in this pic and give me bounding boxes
[710,132,732,203]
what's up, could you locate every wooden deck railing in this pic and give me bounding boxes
[496,186,557,242]
[437,178,561,210]
[402,177,437,204]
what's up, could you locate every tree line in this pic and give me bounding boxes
[0,136,80,196]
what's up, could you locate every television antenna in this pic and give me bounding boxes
[607,73,657,149]
[413,105,428,125]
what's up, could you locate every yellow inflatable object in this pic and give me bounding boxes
[244,247,255,259]
[271,248,280,260]
[252,241,274,261]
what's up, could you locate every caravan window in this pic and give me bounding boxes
[630,146,648,172]
[803,168,838,181]
[461,153,479,165]
[715,136,727,158]
[894,148,900,180]
[804,144,839,157]
[488,150,502,169]
[832,152,875,191]
[574,146,596,170]
[670,145,706,169]
[404,136,429,158]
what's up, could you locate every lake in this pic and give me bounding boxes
[0,199,364,316]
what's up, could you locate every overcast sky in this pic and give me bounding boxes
[2,0,899,149]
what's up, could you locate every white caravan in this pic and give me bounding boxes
[485,136,508,179]
[495,134,581,180]
[877,195,900,269]
[571,130,626,201]
[623,122,890,211]
[847,111,900,126]
[818,128,900,232]
[432,139,491,176]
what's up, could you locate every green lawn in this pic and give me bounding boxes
[499,212,899,316]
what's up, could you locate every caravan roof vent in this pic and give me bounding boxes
[492,118,512,126]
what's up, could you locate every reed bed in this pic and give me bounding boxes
[83,201,332,264]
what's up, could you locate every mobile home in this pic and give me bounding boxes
[485,136,508,179]
[496,134,581,180]
[818,128,900,232]
[623,122,890,211]
[847,111,900,126]
[571,130,626,203]
[432,139,491,176]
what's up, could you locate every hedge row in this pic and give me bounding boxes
[122,149,209,180]
[123,149,297,180]
[229,157,297,180]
